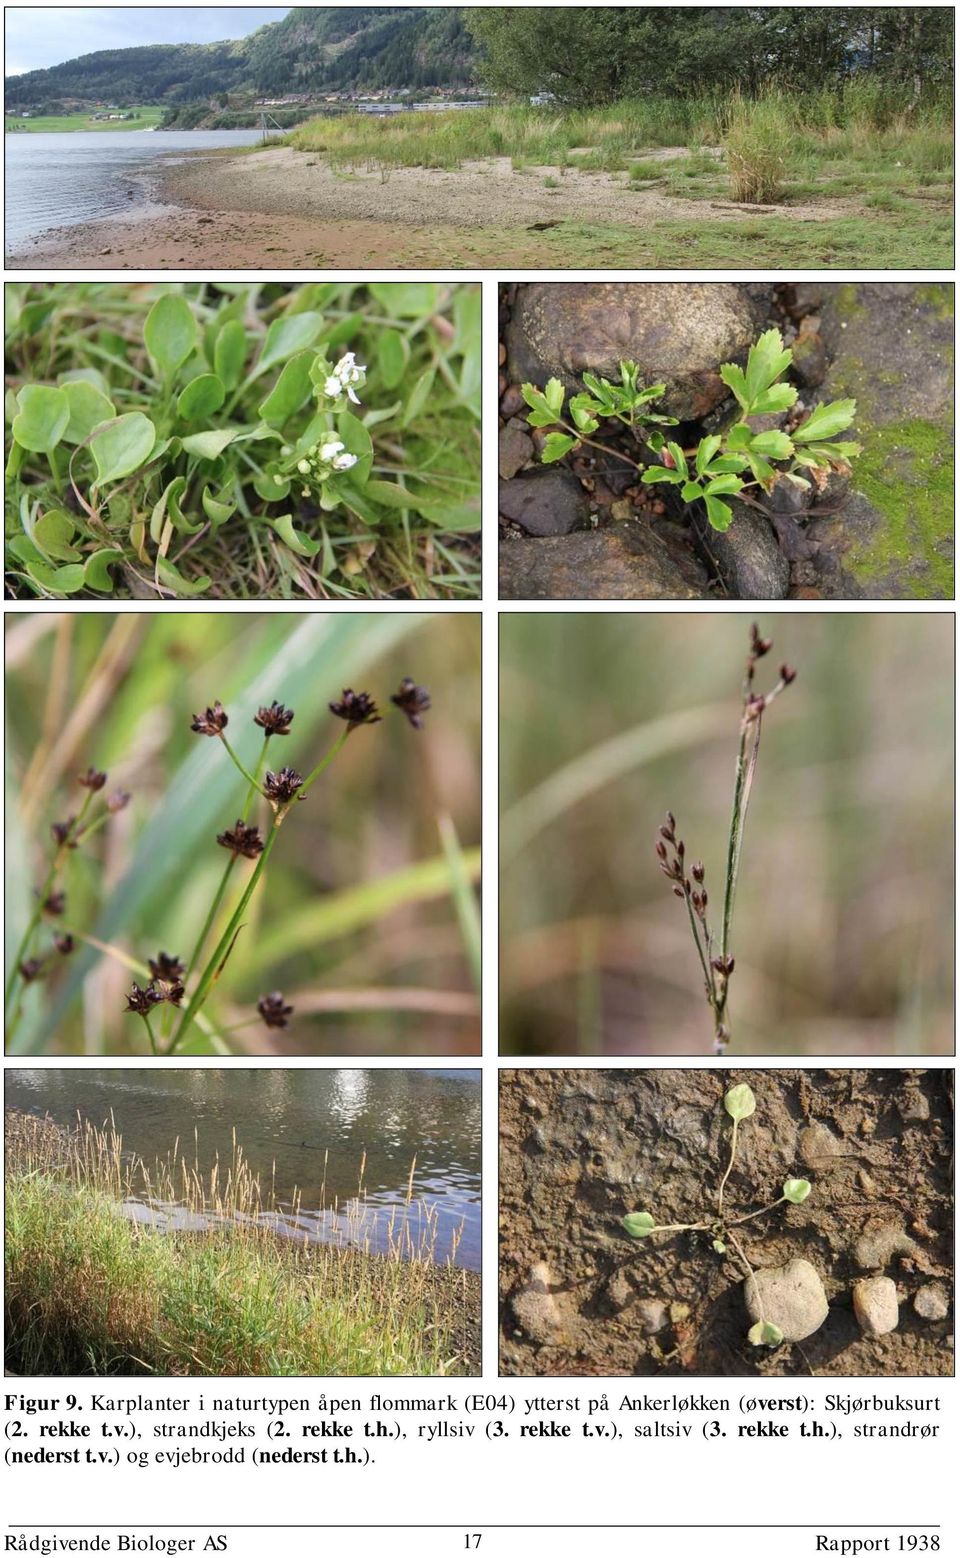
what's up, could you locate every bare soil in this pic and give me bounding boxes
[500,1069,954,1377]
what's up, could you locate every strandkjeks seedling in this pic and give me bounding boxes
[622,1083,812,1348]
[520,326,860,532]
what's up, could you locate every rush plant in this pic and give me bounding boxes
[656,623,795,1055]
[4,675,430,1054]
[521,328,860,531]
[622,1082,813,1348]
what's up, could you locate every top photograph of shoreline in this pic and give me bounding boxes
[4,5,954,271]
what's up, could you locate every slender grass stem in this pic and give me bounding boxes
[299,728,350,795]
[727,1196,787,1227]
[183,736,270,985]
[720,714,763,961]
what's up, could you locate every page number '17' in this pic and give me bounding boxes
[464,1536,482,1549]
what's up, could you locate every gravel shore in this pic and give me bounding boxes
[7,143,847,271]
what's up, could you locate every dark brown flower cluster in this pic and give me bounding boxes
[190,701,228,736]
[263,767,304,805]
[329,689,380,728]
[125,955,186,1017]
[745,623,796,720]
[77,767,107,791]
[390,677,431,730]
[254,701,295,737]
[216,820,264,859]
[257,991,294,1029]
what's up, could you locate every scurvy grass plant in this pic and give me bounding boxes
[521,327,860,531]
[4,675,429,1055]
[622,1082,812,1348]
[657,623,795,1056]
[5,282,480,600]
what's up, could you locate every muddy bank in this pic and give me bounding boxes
[500,1070,953,1377]
[7,143,852,271]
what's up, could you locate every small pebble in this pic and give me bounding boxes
[897,1090,930,1123]
[853,1275,899,1338]
[603,1271,633,1313]
[744,1258,829,1342]
[800,1123,840,1169]
[913,1285,949,1322]
[511,1262,561,1344]
[635,1298,668,1334]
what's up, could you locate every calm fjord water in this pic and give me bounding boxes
[4,130,261,251]
[6,1068,481,1269]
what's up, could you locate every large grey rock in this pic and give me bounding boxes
[808,283,954,599]
[498,469,588,537]
[499,523,709,601]
[744,1258,829,1342]
[692,498,789,599]
[505,283,771,420]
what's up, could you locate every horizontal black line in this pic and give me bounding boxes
[10,1526,941,1531]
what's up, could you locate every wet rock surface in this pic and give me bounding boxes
[505,282,772,419]
[499,523,710,599]
[744,1259,829,1343]
[500,1069,952,1377]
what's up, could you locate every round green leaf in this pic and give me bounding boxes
[181,429,238,460]
[257,312,324,374]
[144,294,198,381]
[89,413,156,486]
[377,328,409,389]
[622,1211,656,1240]
[84,549,125,591]
[267,512,322,557]
[12,385,69,454]
[782,1178,812,1205]
[747,1320,784,1348]
[32,508,80,562]
[201,487,236,527]
[177,374,225,421]
[61,380,116,445]
[258,351,315,428]
[724,1083,756,1122]
[214,319,248,391]
[26,560,86,595]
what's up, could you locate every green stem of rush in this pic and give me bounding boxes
[4,789,95,1021]
[168,819,282,1054]
[182,736,270,985]
[218,731,265,795]
[142,1010,158,1056]
[298,728,350,796]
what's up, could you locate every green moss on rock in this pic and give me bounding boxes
[847,418,954,598]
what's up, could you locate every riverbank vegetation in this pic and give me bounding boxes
[6,1110,479,1376]
[5,612,481,1056]
[4,104,164,132]
[5,281,480,601]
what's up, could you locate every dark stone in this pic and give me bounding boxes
[499,424,535,480]
[790,330,828,389]
[692,499,789,599]
[505,282,772,420]
[498,470,589,537]
[500,383,526,418]
[499,523,710,600]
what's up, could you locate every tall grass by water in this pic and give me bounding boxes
[288,90,953,205]
[5,1110,478,1376]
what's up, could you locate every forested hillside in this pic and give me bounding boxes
[5,6,474,107]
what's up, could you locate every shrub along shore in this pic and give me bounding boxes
[5,1111,479,1377]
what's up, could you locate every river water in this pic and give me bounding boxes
[4,129,264,253]
[6,1067,481,1270]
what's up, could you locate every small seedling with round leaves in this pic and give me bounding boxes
[620,1081,813,1350]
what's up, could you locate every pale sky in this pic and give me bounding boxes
[5,7,290,75]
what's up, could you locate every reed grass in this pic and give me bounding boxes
[5,1111,478,1377]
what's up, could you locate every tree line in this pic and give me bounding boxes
[465,7,954,105]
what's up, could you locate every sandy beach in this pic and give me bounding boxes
[7,142,851,270]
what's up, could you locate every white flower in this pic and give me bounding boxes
[297,459,310,475]
[324,374,342,398]
[332,452,358,471]
[320,439,345,461]
[333,351,366,404]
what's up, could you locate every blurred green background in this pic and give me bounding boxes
[500,613,953,1056]
[6,611,480,1056]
